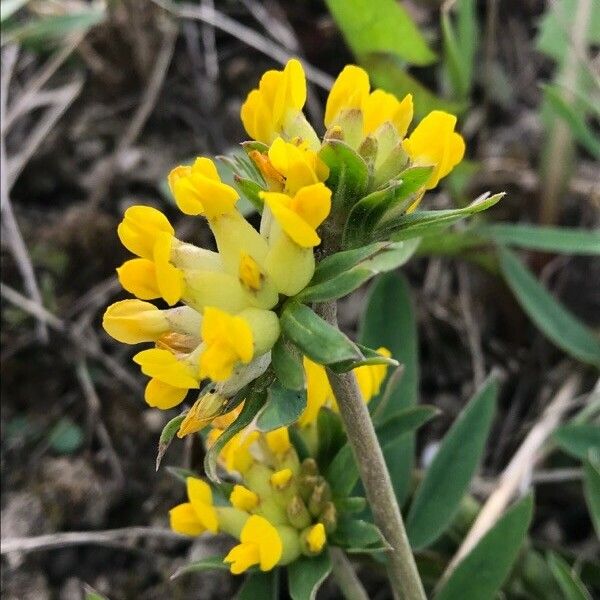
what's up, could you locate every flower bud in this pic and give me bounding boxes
[298,474,320,503]
[300,458,318,476]
[308,480,332,517]
[286,495,311,529]
[318,501,338,534]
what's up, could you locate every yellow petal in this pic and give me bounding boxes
[116,258,160,300]
[169,502,205,536]
[230,484,259,511]
[153,232,183,306]
[306,523,326,553]
[265,428,291,455]
[134,348,199,389]
[224,541,261,575]
[325,64,370,127]
[144,378,188,409]
[187,477,219,533]
[241,515,282,571]
[261,192,320,248]
[102,299,168,344]
[292,183,332,230]
[270,468,293,489]
[117,205,174,260]
[353,347,391,403]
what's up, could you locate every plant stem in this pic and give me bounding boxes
[329,547,370,600]
[316,301,426,600]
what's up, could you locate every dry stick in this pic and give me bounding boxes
[0,283,141,394]
[152,0,334,90]
[329,547,370,600]
[0,45,49,344]
[0,527,187,555]
[316,301,426,600]
[87,20,178,207]
[438,373,581,589]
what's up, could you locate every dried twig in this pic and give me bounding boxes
[0,527,187,555]
[1,44,49,344]
[439,374,581,587]
[0,282,141,394]
[152,0,334,90]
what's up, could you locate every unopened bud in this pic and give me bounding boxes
[319,501,338,534]
[300,458,318,476]
[286,495,311,529]
[358,135,378,167]
[324,125,344,141]
[308,481,332,517]
[298,474,320,502]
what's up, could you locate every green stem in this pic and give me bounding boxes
[329,547,370,600]
[316,301,426,600]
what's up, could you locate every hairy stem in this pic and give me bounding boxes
[329,547,370,600]
[316,301,426,600]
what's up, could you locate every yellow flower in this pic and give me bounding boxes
[363,90,413,137]
[354,347,392,401]
[230,484,260,511]
[264,427,291,456]
[267,137,329,196]
[298,357,334,427]
[199,307,280,382]
[261,183,331,248]
[168,157,239,218]
[305,523,326,553]
[169,477,219,535]
[103,299,170,344]
[241,58,307,145]
[324,65,370,128]
[270,468,293,490]
[224,515,282,574]
[177,391,227,438]
[117,205,174,261]
[402,110,465,190]
[144,378,188,410]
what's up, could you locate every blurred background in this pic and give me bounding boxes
[1,1,598,598]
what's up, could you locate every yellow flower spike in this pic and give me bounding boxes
[117,205,174,260]
[354,347,392,403]
[224,515,282,574]
[102,299,169,344]
[402,110,466,190]
[145,378,188,409]
[199,307,254,382]
[298,357,335,427]
[261,182,332,248]
[230,484,260,511]
[241,58,307,145]
[187,477,219,533]
[324,64,370,128]
[265,427,291,456]
[363,90,413,137]
[116,258,160,300]
[133,348,200,389]
[270,468,293,490]
[305,523,327,553]
[168,157,239,218]
[267,137,329,196]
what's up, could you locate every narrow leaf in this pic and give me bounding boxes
[331,517,391,553]
[156,414,185,471]
[477,224,600,255]
[548,553,592,600]
[288,553,332,600]
[407,376,497,549]
[255,383,307,432]
[435,494,534,600]
[359,272,418,503]
[553,424,600,461]
[325,0,436,66]
[280,301,362,366]
[499,247,600,366]
[583,454,600,537]
[171,555,229,579]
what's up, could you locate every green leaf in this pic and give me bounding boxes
[380,192,504,241]
[362,54,467,119]
[316,408,346,468]
[407,376,497,549]
[499,247,600,366]
[548,553,592,600]
[288,554,332,600]
[335,496,367,514]
[583,454,600,537]
[435,494,534,600]
[237,570,279,599]
[343,167,434,248]
[156,414,185,470]
[327,406,439,497]
[331,517,391,553]
[255,383,307,432]
[271,337,305,391]
[280,301,362,367]
[298,240,419,302]
[477,224,600,254]
[204,390,266,482]
[171,555,229,579]
[325,0,436,66]
[48,418,83,454]
[359,272,419,503]
[553,424,600,461]
[319,140,369,215]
